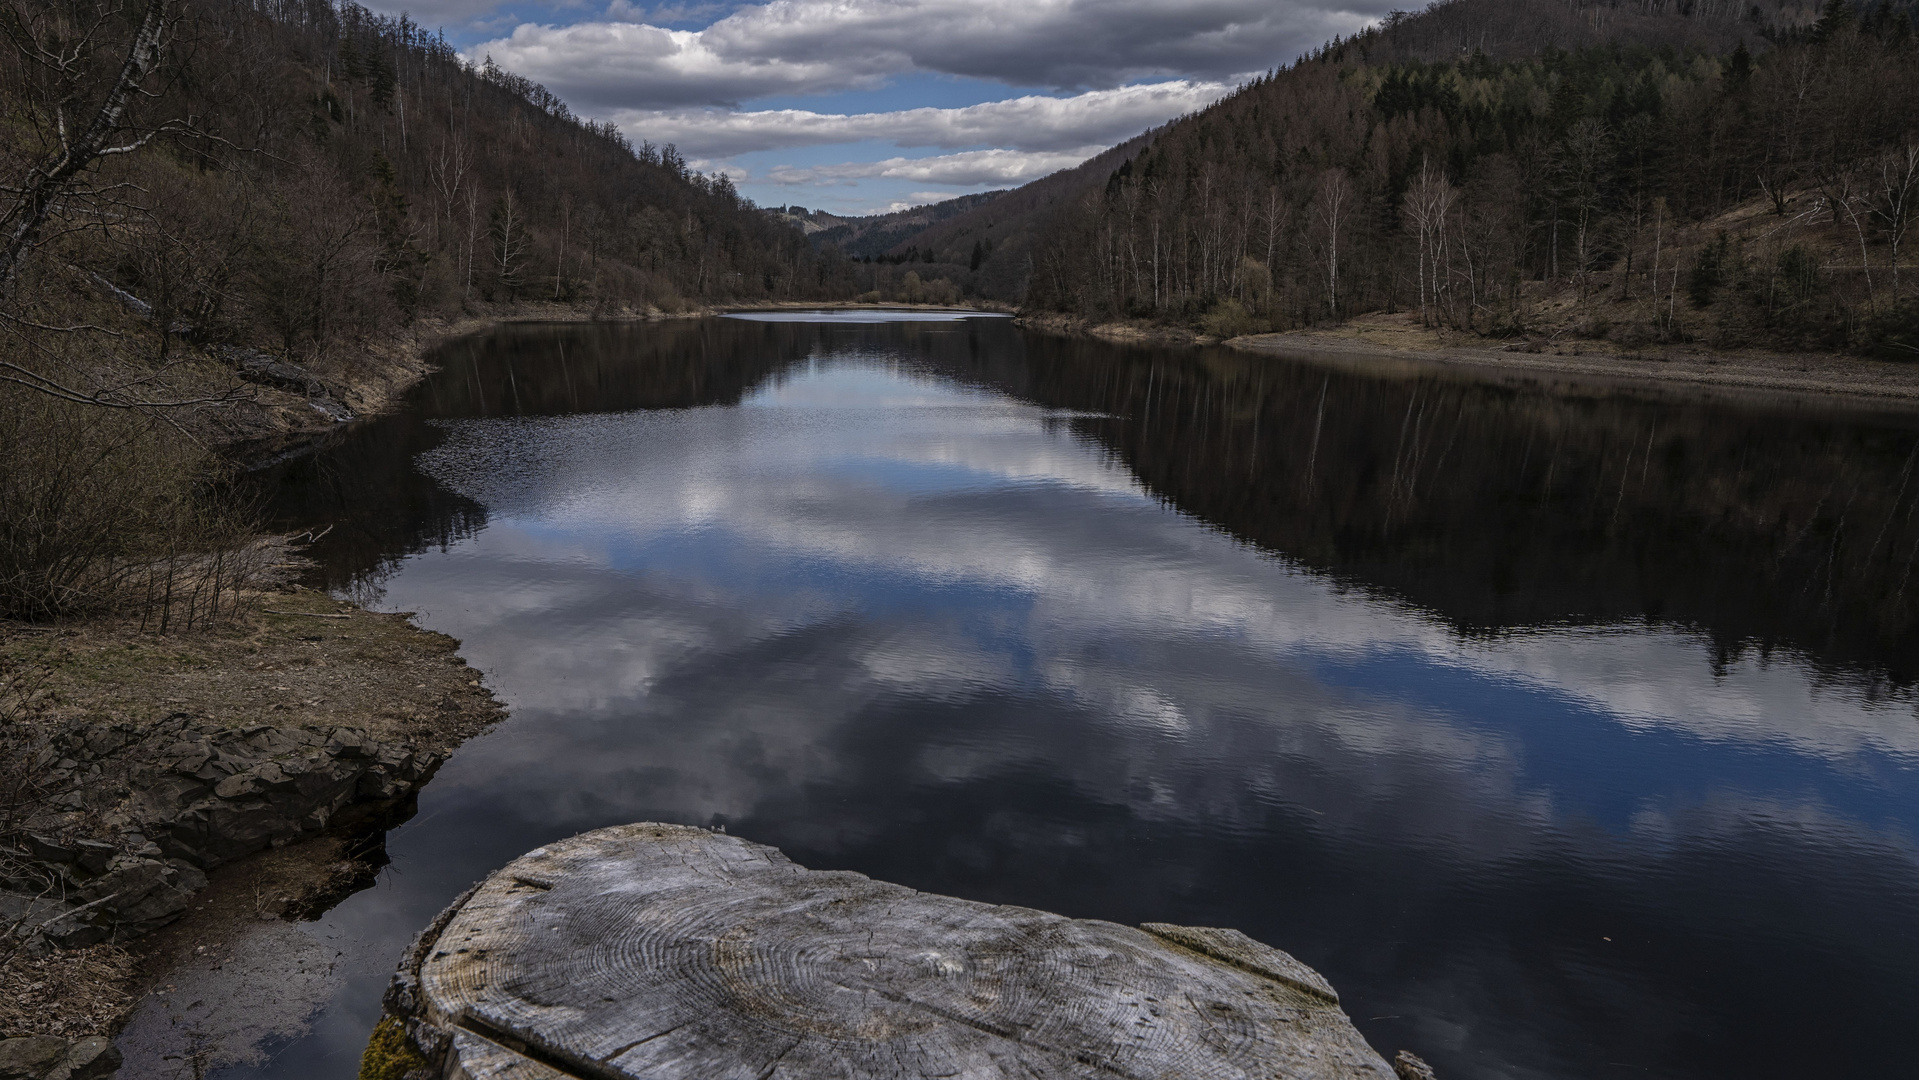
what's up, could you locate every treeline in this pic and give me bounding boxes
[1027,0,1919,356]
[798,191,1005,260]
[940,334,1919,685]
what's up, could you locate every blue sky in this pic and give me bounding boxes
[372,1,1398,215]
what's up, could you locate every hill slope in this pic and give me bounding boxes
[778,193,1008,259]
[1,0,857,397]
[1018,0,1918,356]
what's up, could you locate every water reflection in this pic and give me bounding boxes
[221,317,1918,1080]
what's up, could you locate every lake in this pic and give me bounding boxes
[195,312,1919,1079]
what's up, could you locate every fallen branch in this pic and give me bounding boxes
[262,609,350,619]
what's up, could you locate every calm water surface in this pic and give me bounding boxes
[203,313,1917,1079]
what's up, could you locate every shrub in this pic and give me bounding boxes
[0,388,259,625]
[1862,301,1919,361]
[1202,298,1266,339]
[1688,233,1731,309]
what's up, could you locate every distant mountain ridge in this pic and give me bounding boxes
[770,193,1007,259]
[775,131,1166,301]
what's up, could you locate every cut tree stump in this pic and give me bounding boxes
[380,823,1400,1079]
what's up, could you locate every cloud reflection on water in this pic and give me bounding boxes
[328,354,1919,1080]
[412,362,1919,767]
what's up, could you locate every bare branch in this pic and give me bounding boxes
[0,359,242,410]
[0,0,175,287]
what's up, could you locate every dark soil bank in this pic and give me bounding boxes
[0,588,502,1073]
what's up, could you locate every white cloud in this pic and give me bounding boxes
[764,147,1103,187]
[469,0,1384,109]
[694,0,1375,90]
[608,79,1226,159]
[471,19,871,107]
[450,0,1392,208]
[414,358,1919,769]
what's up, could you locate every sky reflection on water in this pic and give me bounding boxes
[213,321,1918,1080]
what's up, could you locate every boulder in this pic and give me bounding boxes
[0,1036,122,1080]
[0,1038,66,1080]
[27,717,441,942]
[61,1038,120,1080]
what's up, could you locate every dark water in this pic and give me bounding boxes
[214,314,1919,1079]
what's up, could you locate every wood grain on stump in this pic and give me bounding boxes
[400,823,1397,1079]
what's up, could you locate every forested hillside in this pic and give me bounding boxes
[0,0,857,620]
[796,135,1159,307]
[1,0,855,385]
[1022,0,1918,357]
[779,192,1006,260]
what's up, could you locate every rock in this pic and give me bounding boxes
[1394,1049,1438,1079]
[71,858,201,932]
[1140,921,1342,1003]
[24,717,441,941]
[71,842,116,876]
[390,823,1397,1079]
[0,1035,123,1080]
[212,771,261,800]
[0,1037,66,1080]
[327,730,376,759]
[22,836,74,864]
[223,347,355,421]
[62,1038,121,1080]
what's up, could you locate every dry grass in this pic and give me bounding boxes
[0,942,136,1038]
[1,585,502,749]
[1236,310,1919,404]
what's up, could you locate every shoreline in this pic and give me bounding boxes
[0,588,505,1068]
[1013,310,1919,411]
[1232,328,1919,411]
[8,297,1013,1067]
[229,298,1013,459]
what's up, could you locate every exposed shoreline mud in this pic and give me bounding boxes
[1234,315,1919,408]
[1016,309,1919,408]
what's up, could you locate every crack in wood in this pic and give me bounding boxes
[598,1023,687,1065]
[459,1012,630,1080]
[867,987,1142,1080]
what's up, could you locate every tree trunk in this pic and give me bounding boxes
[391,823,1397,1080]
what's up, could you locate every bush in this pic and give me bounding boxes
[1201,298,1266,338]
[0,388,258,625]
[1687,232,1733,309]
[1862,302,1919,361]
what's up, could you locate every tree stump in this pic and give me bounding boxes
[385,823,1399,1079]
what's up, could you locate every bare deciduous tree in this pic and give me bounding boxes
[1314,168,1350,319]
[0,0,182,287]
[1404,160,1459,327]
[1871,140,1919,295]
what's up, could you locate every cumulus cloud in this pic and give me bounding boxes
[471,19,868,107]
[765,147,1102,187]
[608,80,1227,159]
[453,0,1391,206]
[471,0,1383,109]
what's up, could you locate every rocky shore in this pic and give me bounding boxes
[0,589,503,1075]
[16,715,443,950]
[1011,308,1919,407]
